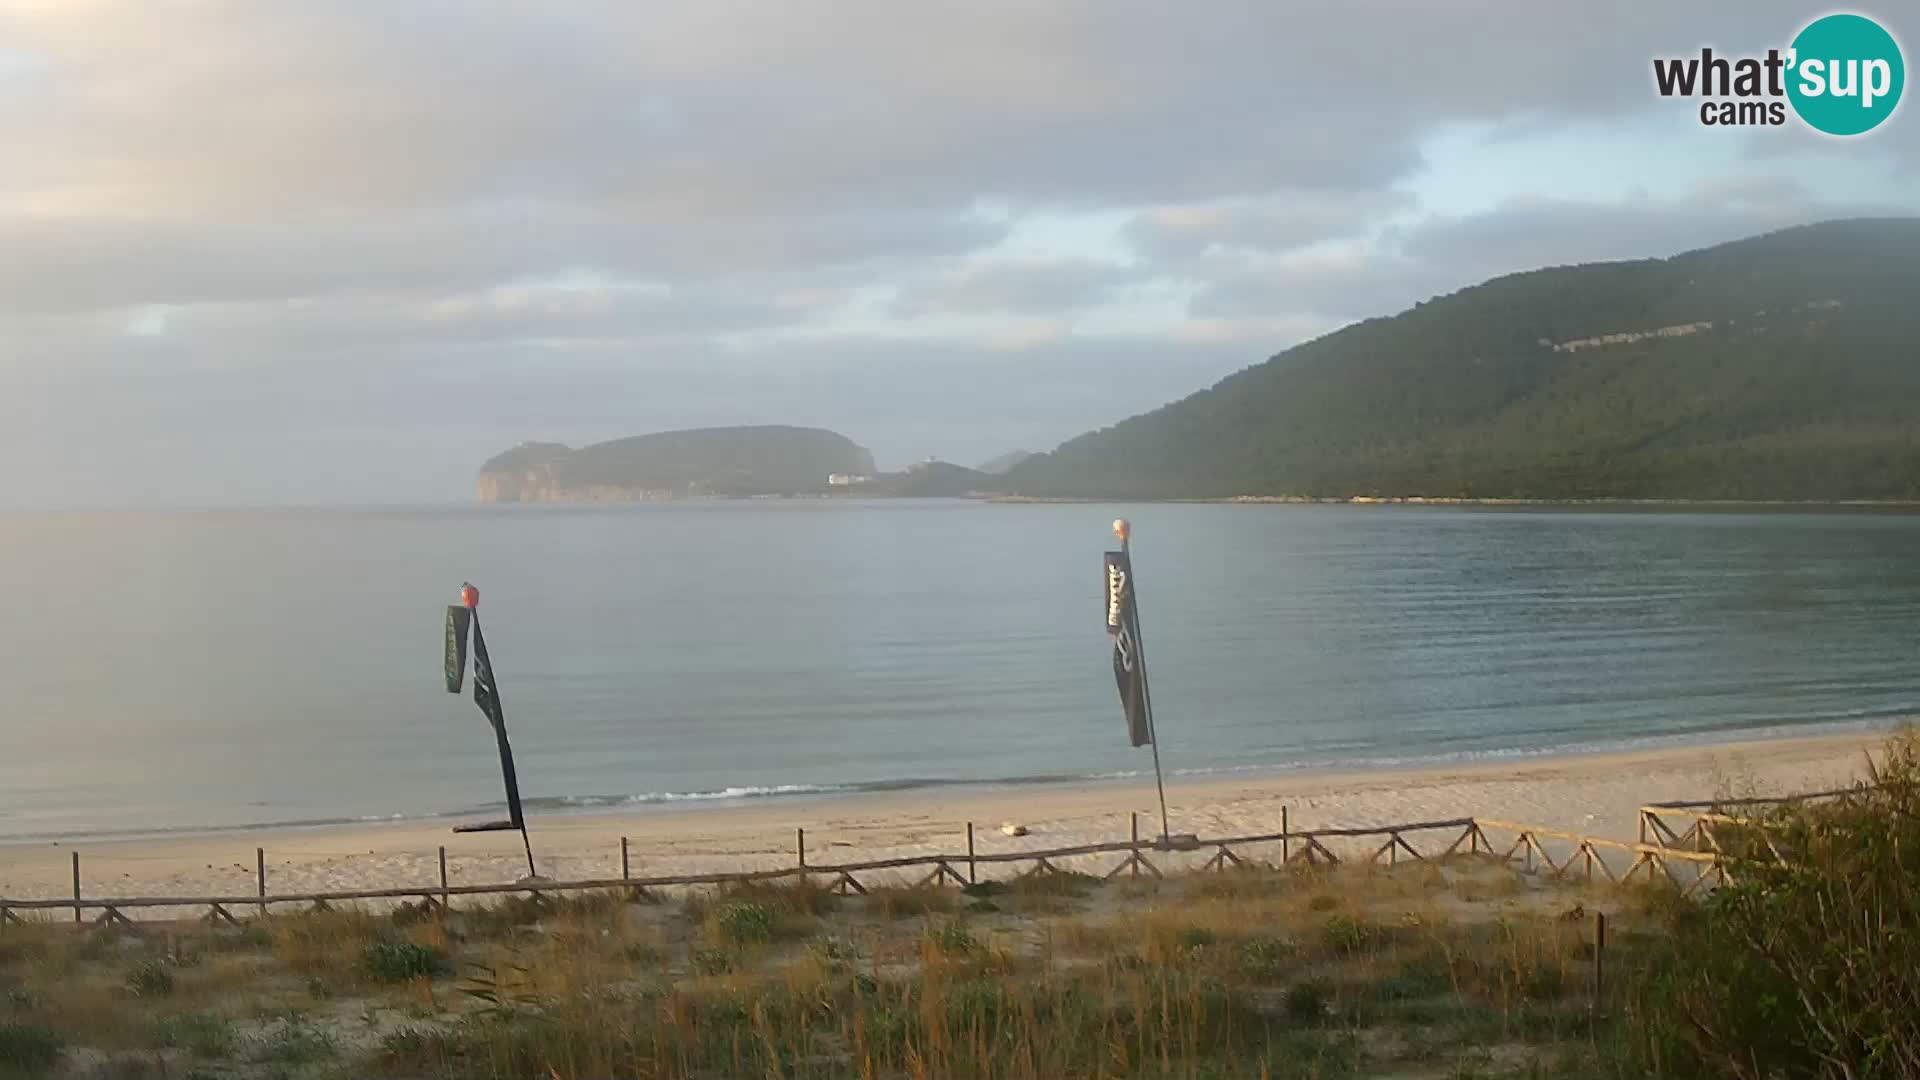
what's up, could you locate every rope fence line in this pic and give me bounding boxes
[0,785,1862,928]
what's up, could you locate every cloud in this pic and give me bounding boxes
[5,3,1831,229]
[1392,187,1917,275]
[0,207,1006,315]
[1,0,1915,506]
[890,257,1143,317]
[1126,190,1417,259]
[1191,178,1918,324]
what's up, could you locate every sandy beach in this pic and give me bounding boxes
[0,729,1891,909]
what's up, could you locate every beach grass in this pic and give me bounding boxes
[6,730,1916,1079]
[0,853,1662,1079]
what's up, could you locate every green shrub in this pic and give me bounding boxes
[709,902,776,946]
[1628,732,1920,1079]
[1322,914,1373,954]
[925,923,979,956]
[944,980,1013,1029]
[125,959,175,998]
[1177,926,1218,949]
[361,941,448,984]
[1239,936,1296,979]
[1284,979,1331,1022]
[691,947,734,975]
[0,1021,62,1076]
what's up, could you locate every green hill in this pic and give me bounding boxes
[862,461,993,498]
[478,426,875,501]
[1002,219,1920,501]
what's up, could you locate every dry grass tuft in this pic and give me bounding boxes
[1,838,1712,1079]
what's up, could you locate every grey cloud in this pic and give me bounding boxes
[3,292,804,379]
[890,257,1143,317]
[1,0,1909,507]
[0,1,1848,323]
[1392,189,1917,274]
[1193,182,1918,324]
[4,3,1829,223]
[1125,190,1417,260]
[0,208,1004,315]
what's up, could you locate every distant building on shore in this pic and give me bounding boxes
[827,473,873,486]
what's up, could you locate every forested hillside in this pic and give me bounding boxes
[1003,220,1920,500]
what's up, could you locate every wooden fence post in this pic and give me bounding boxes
[1592,911,1608,1015]
[1130,813,1141,877]
[1282,807,1290,865]
[0,814,1709,922]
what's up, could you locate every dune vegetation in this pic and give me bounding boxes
[3,734,1916,1079]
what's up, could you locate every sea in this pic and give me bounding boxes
[1,501,1915,842]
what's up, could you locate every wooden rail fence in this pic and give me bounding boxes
[4,784,1860,928]
[6,815,1481,927]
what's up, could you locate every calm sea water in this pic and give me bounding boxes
[1,502,1916,841]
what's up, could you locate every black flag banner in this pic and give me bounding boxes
[442,583,535,881]
[1105,550,1152,747]
[466,612,528,832]
[444,606,471,694]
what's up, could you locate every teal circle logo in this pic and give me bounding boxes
[1787,13,1904,135]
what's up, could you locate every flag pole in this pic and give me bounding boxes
[476,604,538,882]
[1116,519,1171,843]
[518,818,536,881]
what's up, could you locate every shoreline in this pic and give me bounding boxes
[4,713,1904,847]
[12,498,1920,519]
[985,494,1920,510]
[0,726,1894,906]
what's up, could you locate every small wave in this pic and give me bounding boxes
[521,784,855,810]
[503,773,1095,814]
[8,705,1909,844]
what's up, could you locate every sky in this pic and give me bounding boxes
[1,2,1916,507]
